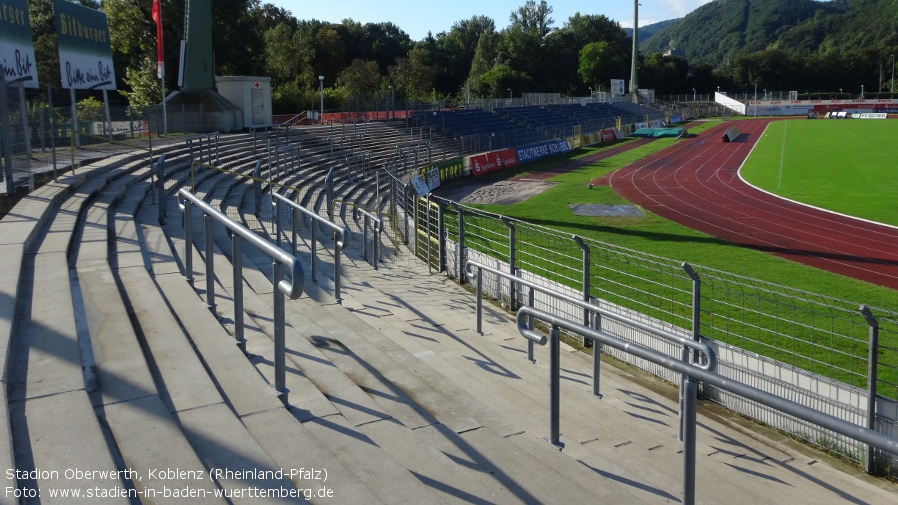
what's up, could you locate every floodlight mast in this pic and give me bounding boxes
[630,0,639,104]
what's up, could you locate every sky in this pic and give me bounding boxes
[269,0,716,41]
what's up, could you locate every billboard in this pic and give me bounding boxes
[0,0,39,86]
[54,0,116,89]
[470,149,519,176]
[610,79,625,96]
[515,140,570,164]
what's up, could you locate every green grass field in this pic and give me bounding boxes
[740,119,898,227]
[466,120,898,312]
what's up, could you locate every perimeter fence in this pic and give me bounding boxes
[385,187,898,472]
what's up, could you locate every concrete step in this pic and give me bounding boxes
[321,264,796,502]
[195,220,641,504]
[136,203,401,502]
[324,258,896,504]
[155,195,580,503]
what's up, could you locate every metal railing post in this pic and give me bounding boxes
[680,263,702,441]
[233,234,246,353]
[682,376,698,505]
[273,261,288,404]
[310,208,319,283]
[204,212,216,312]
[590,295,602,398]
[574,235,592,347]
[427,193,433,274]
[502,217,517,310]
[528,287,535,362]
[548,324,563,449]
[860,305,880,474]
[438,200,446,273]
[403,184,411,245]
[475,267,483,334]
[456,205,466,285]
[155,155,166,224]
[183,200,194,284]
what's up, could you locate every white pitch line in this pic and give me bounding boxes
[777,122,787,190]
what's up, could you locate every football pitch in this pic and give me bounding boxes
[740,119,898,227]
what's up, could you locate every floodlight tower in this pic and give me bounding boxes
[630,0,639,104]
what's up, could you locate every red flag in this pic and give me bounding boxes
[152,0,164,78]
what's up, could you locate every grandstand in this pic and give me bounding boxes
[1,103,896,503]
[412,101,664,152]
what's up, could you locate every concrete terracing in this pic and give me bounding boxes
[0,127,895,504]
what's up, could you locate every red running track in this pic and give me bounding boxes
[607,119,898,290]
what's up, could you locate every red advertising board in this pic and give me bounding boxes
[601,129,616,142]
[470,149,519,176]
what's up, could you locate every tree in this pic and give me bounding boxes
[432,16,496,95]
[337,59,384,96]
[578,41,626,91]
[264,23,313,85]
[120,55,162,111]
[389,47,437,102]
[467,28,501,97]
[509,0,554,38]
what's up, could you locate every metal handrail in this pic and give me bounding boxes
[179,188,304,405]
[517,305,898,505]
[465,259,716,371]
[273,192,349,303]
[353,207,382,269]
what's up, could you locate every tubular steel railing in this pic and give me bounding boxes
[466,259,716,436]
[272,192,349,303]
[179,188,304,405]
[429,195,898,470]
[353,207,382,269]
[516,305,898,505]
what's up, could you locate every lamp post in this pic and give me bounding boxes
[629,0,639,104]
[861,84,864,99]
[763,88,767,101]
[508,88,512,101]
[754,83,757,101]
[389,85,394,120]
[319,75,324,124]
[693,88,696,102]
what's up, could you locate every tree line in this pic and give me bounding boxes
[28,0,898,114]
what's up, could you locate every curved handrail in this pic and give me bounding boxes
[516,305,898,505]
[180,188,303,299]
[273,192,349,252]
[465,259,716,371]
[273,191,349,303]
[178,188,302,405]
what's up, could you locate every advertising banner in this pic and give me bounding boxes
[470,148,519,176]
[601,129,617,142]
[419,158,466,182]
[411,174,430,196]
[54,0,116,89]
[610,79,625,96]
[515,140,570,164]
[0,0,39,86]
